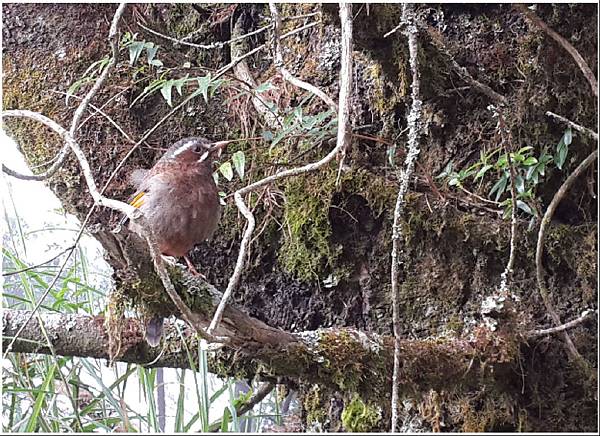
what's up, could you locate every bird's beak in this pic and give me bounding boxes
[210,141,228,158]
[197,151,210,163]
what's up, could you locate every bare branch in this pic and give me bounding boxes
[2,3,127,181]
[213,21,319,80]
[545,111,599,141]
[2,245,76,277]
[391,4,423,432]
[208,382,276,432]
[207,3,354,335]
[535,149,597,365]
[495,108,518,294]
[3,308,522,395]
[528,310,595,338]
[424,25,507,105]
[269,3,337,111]
[139,21,271,50]
[516,4,597,97]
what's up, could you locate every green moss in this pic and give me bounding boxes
[316,330,389,398]
[278,166,340,281]
[341,395,382,432]
[304,385,327,428]
[2,58,62,168]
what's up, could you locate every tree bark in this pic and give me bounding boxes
[3,307,520,398]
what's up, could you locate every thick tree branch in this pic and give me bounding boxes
[3,308,521,399]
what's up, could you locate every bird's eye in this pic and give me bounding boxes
[193,145,204,153]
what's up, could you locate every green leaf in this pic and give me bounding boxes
[256,82,276,93]
[196,76,212,102]
[160,81,174,106]
[496,154,508,169]
[511,152,525,163]
[563,127,572,145]
[173,76,189,95]
[516,200,534,215]
[66,77,92,104]
[231,150,245,181]
[220,408,231,432]
[219,162,233,181]
[474,164,493,180]
[436,161,453,179]
[555,141,568,170]
[489,173,508,201]
[26,364,56,432]
[526,164,537,181]
[448,174,461,187]
[523,156,538,166]
[145,43,158,63]
[128,41,145,65]
[515,174,525,194]
[517,146,534,154]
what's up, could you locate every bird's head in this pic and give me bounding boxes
[163,137,222,168]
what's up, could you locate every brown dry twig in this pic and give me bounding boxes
[527,309,595,338]
[424,25,507,105]
[535,149,597,367]
[545,111,599,141]
[516,4,597,97]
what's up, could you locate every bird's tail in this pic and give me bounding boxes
[145,316,164,347]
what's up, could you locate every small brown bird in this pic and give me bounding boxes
[126,137,221,347]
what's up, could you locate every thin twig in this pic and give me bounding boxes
[495,108,518,293]
[269,3,337,111]
[391,4,423,432]
[535,149,597,365]
[213,21,319,80]
[545,111,599,141]
[383,21,404,38]
[424,25,507,105]
[2,245,76,277]
[516,4,597,97]
[139,22,271,50]
[206,3,353,336]
[527,309,595,338]
[208,382,275,432]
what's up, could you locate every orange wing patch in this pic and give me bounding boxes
[130,191,146,208]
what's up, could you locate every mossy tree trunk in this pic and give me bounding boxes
[2,3,597,432]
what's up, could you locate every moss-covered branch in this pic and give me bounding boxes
[3,308,521,398]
